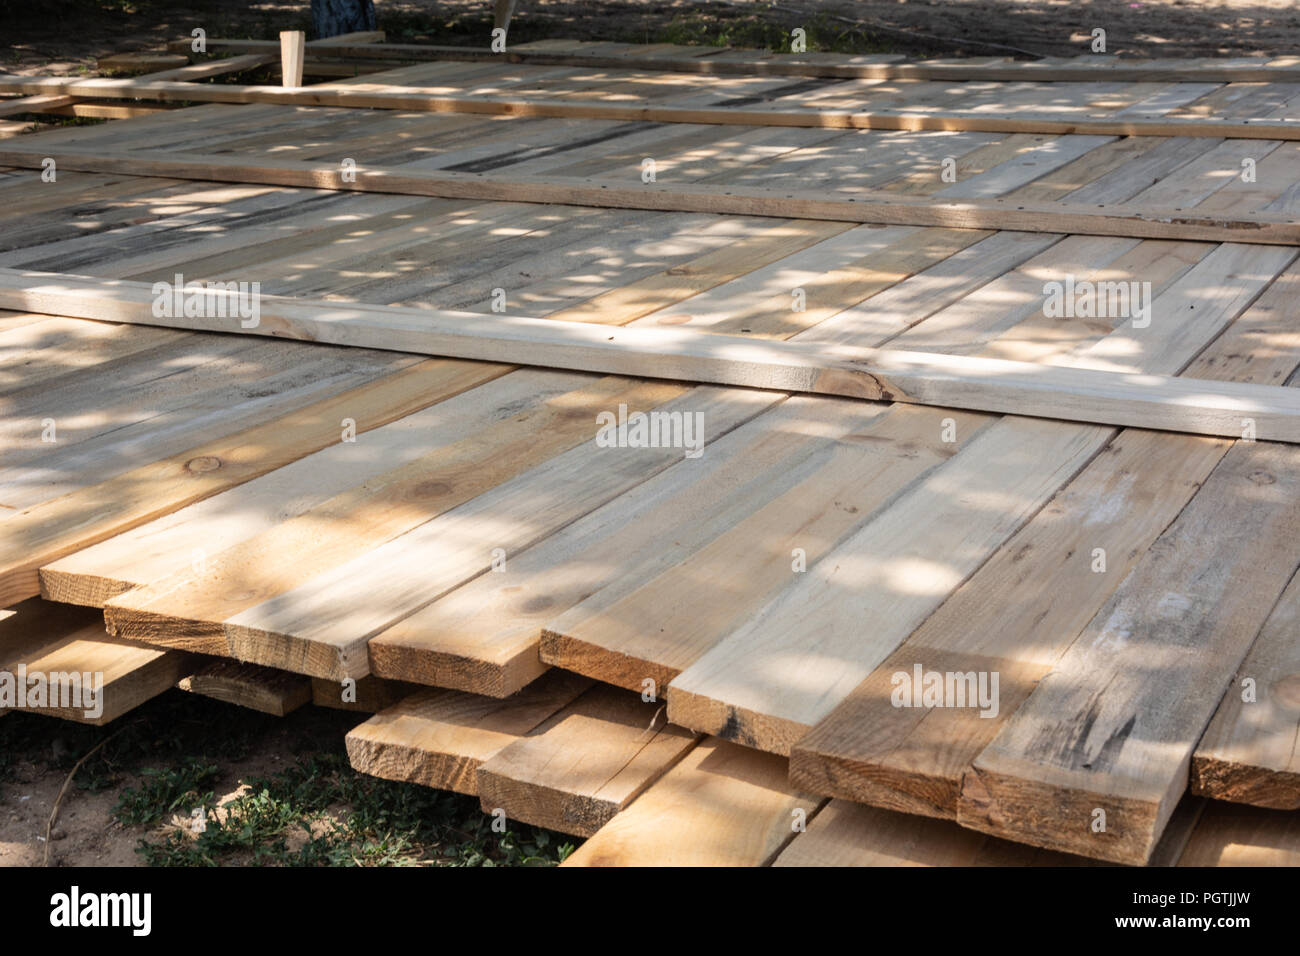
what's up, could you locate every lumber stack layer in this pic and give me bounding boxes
[3,39,1300,867]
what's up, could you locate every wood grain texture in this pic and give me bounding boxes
[0,598,189,725]
[178,659,311,716]
[666,415,1107,755]
[4,149,1298,244]
[37,367,550,610]
[4,76,1300,140]
[663,241,1295,758]
[772,795,1202,866]
[542,403,991,693]
[476,684,697,836]
[343,669,592,795]
[9,268,1300,442]
[98,372,663,661]
[1191,570,1300,809]
[1176,801,1300,866]
[562,738,821,866]
[1,358,494,606]
[789,264,1300,819]
[789,431,1233,818]
[101,383,767,679]
[959,440,1300,864]
[311,676,421,713]
[280,32,306,89]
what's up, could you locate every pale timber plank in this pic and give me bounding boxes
[562,738,821,867]
[177,659,311,716]
[1177,802,1300,866]
[789,262,1300,819]
[344,670,593,795]
[0,359,500,606]
[476,684,697,836]
[959,441,1300,865]
[1190,568,1300,809]
[771,796,1202,866]
[8,269,1300,443]
[2,148,1296,244]
[1,598,189,725]
[663,242,1297,757]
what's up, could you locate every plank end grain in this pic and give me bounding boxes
[957,755,1173,866]
[1190,756,1300,811]
[539,621,683,696]
[103,603,229,657]
[666,683,809,757]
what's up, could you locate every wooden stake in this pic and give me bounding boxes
[280,31,305,88]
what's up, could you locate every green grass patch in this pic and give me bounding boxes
[0,690,577,867]
[113,758,220,825]
[127,752,575,867]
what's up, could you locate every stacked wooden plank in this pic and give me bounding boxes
[3,39,1299,866]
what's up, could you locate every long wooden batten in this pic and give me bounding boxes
[1,148,1295,245]
[1,73,1299,140]
[4,268,1300,443]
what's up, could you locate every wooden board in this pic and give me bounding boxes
[343,669,592,795]
[0,598,189,725]
[772,795,1202,866]
[1177,801,1300,866]
[177,659,311,716]
[0,95,77,118]
[4,74,1300,140]
[476,684,697,836]
[36,369,596,608]
[1190,569,1300,809]
[5,50,1300,867]
[196,386,770,680]
[9,268,1300,442]
[280,32,306,89]
[376,398,957,696]
[959,440,1300,865]
[311,675,421,713]
[0,358,499,606]
[663,241,1296,758]
[97,53,189,73]
[161,40,1300,85]
[788,266,1300,819]
[562,738,821,866]
[4,149,1298,244]
[96,372,676,658]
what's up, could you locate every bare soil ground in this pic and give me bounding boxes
[0,697,365,867]
[2,0,1299,77]
[0,692,574,867]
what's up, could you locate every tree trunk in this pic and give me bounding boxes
[494,0,520,31]
[311,0,377,39]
